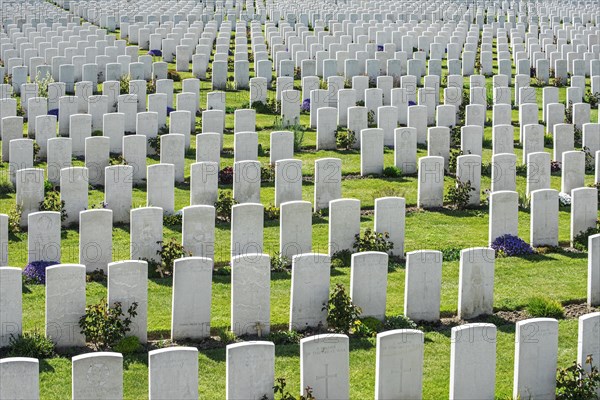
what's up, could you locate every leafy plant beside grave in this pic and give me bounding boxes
[265,330,301,345]
[8,331,55,359]
[214,191,237,222]
[584,90,600,108]
[353,228,394,253]
[490,234,534,257]
[572,223,600,252]
[525,296,564,319]
[331,249,352,268]
[218,166,234,184]
[264,204,280,221]
[8,203,22,235]
[155,239,191,277]
[384,314,418,330]
[34,72,54,98]
[555,356,600,400]
[79,299,139,350]
[270,252,291,272]
[260,377,315,400]
[382,166,402,178]
[335,128,356,150]
[322,283,362,334]
[38,190,68,222]
[445,178,475,210]
[261,165,275,183]
[119,74,131,94]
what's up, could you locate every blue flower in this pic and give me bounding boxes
[301,98,310,112]
[408,101,416,106]
[48,108,59,117]
[377,45,384,52]
[166,106,175,116]
[491,234,534,257]
[148,49,162,57]
[23,261,59,284]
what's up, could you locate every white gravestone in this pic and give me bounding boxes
[405,250,442,321]
[351,251,388,321]
[289,253,331,331]
[488,191,519,245]
[182,205,215,260]
[45,264,86,347]
[0,358,39,400]
[71,353,123,400]
[314,158,342,211]
[280,201,312,259]
[108,260,148,343]
[375,329,424,399]
[172,257,213,340]
[0,267,22,347]
[328,199,360,256]
[513,318,559,400]
[149,347,198,400]
[458,248,495,319]
[450,324,497,400]
[530,189,559,247]
[231,253,271,336]
[226,342,275,400]
[300,334,349,400]
[79,209,113,273]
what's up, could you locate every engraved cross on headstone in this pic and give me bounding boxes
[316,363,338,399]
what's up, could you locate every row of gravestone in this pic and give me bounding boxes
[1,235,599,350]
[2,315,600,399]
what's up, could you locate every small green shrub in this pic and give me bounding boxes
[445,178,475,210]
[109,155,127,165]
[556,356,600,400]
[323,283,361,334]
[382,166,402,178]
[163,213,183,227]
[218,329,238,344]
[155,239,191,277]
[8,203,22,234]
[384,314,418,330]
[270,252,291,272]
[331,249,352,268]
[353,228,394,253]
[0,179,14,195]
[38,191,67,222]
[264,204,280,221]
[335,129,356,150]
[573,224,600,252]
[214,191,237,222]
[448,148,464,174]
[112,336,142,354]
[119,74,131,94]
[8,331,55,358]
[367,110,375,127]
[262,377,316,400]
[526,296,564,319]
[34,71,54,98]
[353,317,383,338]
[261,165,275,183]
[79,299,139,350]
[148,135,161,155]
[266,330,301,345]
[86,269,107,283]
[441,247,462,261]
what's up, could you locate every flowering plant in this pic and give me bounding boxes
[491,234,534,257]
[559,192,571,207]
[23,261,59,284]
[301,98,310,112]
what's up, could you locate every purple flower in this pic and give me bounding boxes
[148,49,162,57]
[301,98,310,112]
[48,108,59,117]
[377,45,384,52]
[166,106,175,116]
[491,234,534,257]
[408,101,417,106]
[228,50,234,56]
[23,261,60,284]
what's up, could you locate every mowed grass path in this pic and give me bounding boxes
[0,29,599,399]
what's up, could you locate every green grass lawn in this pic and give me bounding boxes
[1,17,599,400]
